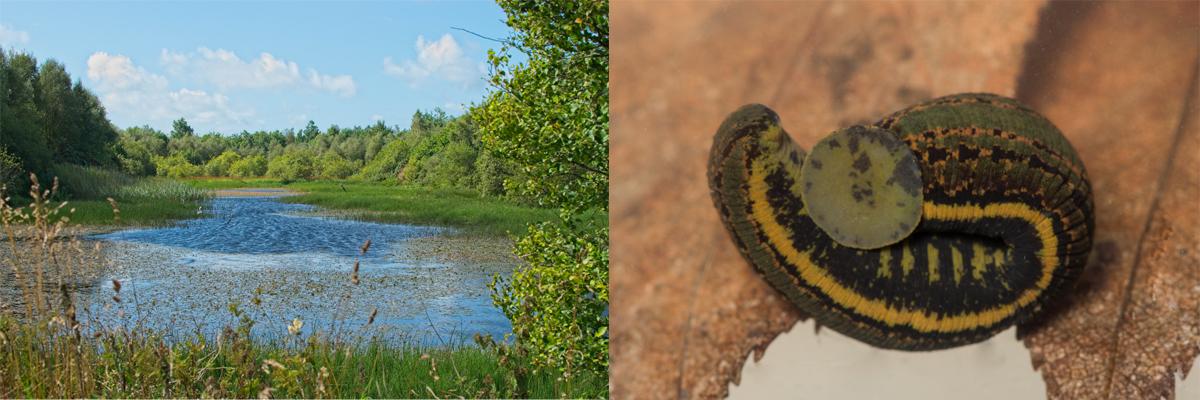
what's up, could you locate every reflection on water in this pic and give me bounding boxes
[87,196,514,345]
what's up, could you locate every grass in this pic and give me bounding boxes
[185,178,561,236]
[29,172,568,234]
[4,165,212,227]
[0,178,609,398]
[71,178,211,226]
[0,316,606,398]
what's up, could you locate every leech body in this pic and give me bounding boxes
[707,93,1094,350]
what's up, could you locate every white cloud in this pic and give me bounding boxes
[289,113,310,126]
[87,52,254,132]
[384,34,484,87]
[161,47,356,97]
[307,70,356,97]
[370,114,384,122]
[0,24,30,46]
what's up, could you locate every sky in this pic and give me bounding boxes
[0,1,516,134]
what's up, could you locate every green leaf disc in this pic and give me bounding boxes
[800,125,923,249]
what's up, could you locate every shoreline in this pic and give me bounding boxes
[211,187,302,197]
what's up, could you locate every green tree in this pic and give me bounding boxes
[416,140,476,189]
[229,155,267,178]
[474,149,516,197]
[171,117,195,139]
[69,81,119,165]
[300,120,320,141]
[35,60,75,161]
[0,50,52,182]
[318,152,357,179]
[1,49,118,181]
[152,154,202,178]
[204,150,242,177]
[116,126,168,176]
[356,138,411,181]
[479,0,610,375]
[267,148,316,182]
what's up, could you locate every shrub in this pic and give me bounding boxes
[152,154,203,178]
[410,141,476,189]
[490,221,609,374]
[204,150,242,177]
[474,150,512,197]
[228,155,267,178]
[267,149,315,181]
[318,153,358,179]
[116,153,153,177]
[356,139,410,181]
[0,147,22,193]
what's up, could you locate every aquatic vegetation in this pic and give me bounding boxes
[14,165,213,226]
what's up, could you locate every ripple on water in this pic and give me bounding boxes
[97,197,443,257]
[87,196,514,345]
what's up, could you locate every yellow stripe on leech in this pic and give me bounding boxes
[901,246,915,278]
[971,243,988,281]
[878,249,892,278]
[951,246,965,285]
[926,244,940,282]
[746,160,1060,333]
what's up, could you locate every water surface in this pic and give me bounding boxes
[87,195,514,344]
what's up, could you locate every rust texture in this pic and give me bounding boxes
[610,1,1044,398]
[1014,1,1200,399]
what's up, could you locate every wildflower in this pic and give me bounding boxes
[288,318,304,336]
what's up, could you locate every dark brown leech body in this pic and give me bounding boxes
[707,94,1094,350]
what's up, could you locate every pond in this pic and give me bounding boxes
[85,193,515,345]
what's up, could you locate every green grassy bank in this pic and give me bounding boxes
[184,178,557,235]
[1,165,211,227]
[9,169,557,235]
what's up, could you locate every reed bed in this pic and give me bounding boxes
[23,165,213,226]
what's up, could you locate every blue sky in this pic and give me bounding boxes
[0,1,515,134]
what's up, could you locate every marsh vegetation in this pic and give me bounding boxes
[0,176,606,398]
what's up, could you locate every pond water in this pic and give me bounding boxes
[85,195,515,345]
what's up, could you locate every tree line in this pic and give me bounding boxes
[1,47,518,198]
[126,110,517,196]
